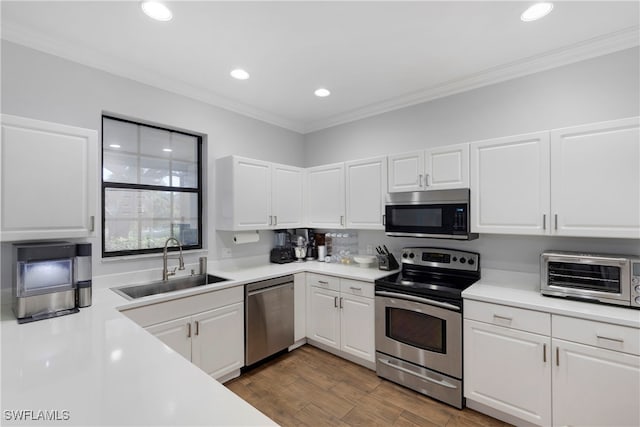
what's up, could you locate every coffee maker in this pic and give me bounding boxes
[270,230,295,264]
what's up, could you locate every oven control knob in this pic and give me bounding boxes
[636,296,640,305]
[633,277,639,285]
[452,257,458,262]
[468,259,475,265]
[402,253,408,258]
[459,257,466,264]
[635,285,640,293]
[409,253,415,259]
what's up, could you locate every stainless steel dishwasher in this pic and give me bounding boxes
[245,275,294,366]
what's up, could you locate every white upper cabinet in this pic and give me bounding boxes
[470,132,551,235]
[388,143,469,193]
[216,156,271,230]
[216,156,303,231]
[305,162,345,228]
[345,156,387,229]
[0,114,97,241]
[550,117,640,239]
[271,162,304,229]
[388,151,425,192]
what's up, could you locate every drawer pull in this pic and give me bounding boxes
[543,343,547,363]
[349,286,362,291]
[596,335,624,344]
[318,280,329,285]
[493,314,513,323]
[556,346,559,366]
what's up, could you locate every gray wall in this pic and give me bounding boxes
[305,47,640,273]
[0,40,305,283]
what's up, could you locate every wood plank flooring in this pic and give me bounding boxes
[226,345,509,427]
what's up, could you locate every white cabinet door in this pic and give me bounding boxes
[425,143,469,190]
[191,302,244,380]
[232,157,272,230]
[340,293,375,362]
[307,286,340,349]
[345,156,387,229]
[553,338,640,427]
[305,163,345,228]
[293,273,306,342]
[464,320,551,426]
[271,163,303,228]
[550,117,640,238]
[0,114,97,241]
[388,151,424,192]
[470,132,550,235]
[146,316,192,362]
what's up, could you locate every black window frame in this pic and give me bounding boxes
[101,115,203,258]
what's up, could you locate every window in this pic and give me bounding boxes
[101,116,202,257]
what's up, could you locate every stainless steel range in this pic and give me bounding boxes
[374,247,480,409]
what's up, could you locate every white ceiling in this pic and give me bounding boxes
[2,1,639,134]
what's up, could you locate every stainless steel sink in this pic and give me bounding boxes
[112,274,230,300]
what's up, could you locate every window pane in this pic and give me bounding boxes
[140,126,171,157]
[103,118,138,153]
[171,133,198,162]
[104,188,199,251]
[139,156,171,186]
[103,151,138,184]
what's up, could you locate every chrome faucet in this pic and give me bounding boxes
[163,237,185,281]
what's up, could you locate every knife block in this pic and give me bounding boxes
[377,253,399,271]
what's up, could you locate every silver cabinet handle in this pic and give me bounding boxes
[377,358,457,389]
[339,297,343,309]
[596,335,624,343]
[195,321,200,336]
[556,346,560,366]
[493,314,513,323]
[418,174,423,187]
[382,214,386,225]
[90,216,95,232]
[274,215,277,226]
[554,214,558,230]
[334,296,338,308]
[268,215,273,226]
[340,215,344,226]
[187,323,191,338]
[349,286,362,291]
[318,280,329,285]
[543,343,547,363]
[425,173,430,187]
[543,214,546,230]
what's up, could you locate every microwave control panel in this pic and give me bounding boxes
[632,261,640,307]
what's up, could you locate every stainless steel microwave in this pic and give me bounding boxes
[541,251,640,308]
[384,189,478,240]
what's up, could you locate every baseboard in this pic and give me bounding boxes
[288,338,307,351]
[465,399,538,427]
[306,339,376,371]
[216,369,241,384]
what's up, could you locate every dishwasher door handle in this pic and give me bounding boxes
[247,282,293,297]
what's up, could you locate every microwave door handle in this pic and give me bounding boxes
[375,291,460,311]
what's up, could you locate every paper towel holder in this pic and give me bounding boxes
[233,230,260,244]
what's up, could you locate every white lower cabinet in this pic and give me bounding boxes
[306,273,375,366]
[121,286,244,382]
[464,300,640,426]
[293,272,307,343]
[464,302,551,426]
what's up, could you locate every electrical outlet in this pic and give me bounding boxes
[221,247,232,258]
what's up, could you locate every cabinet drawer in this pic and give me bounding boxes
[553,315,640,356]
[340,279,374,299]
[464,300,550,335]
[307,273,340,291]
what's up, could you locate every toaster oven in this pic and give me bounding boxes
[541,251,640,308]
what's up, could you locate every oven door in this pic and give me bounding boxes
[375,291,462,379]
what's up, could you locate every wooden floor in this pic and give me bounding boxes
[226,345,509,427]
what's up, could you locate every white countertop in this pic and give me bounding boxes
[463,269,640,328]
[1,259,396,426]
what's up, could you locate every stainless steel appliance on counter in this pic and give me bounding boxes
[541,251,640,308]
[385,189,478,240]
[12,241,92,323]
[245,275,294,366]
[270,230,295,264]
[374,247,480,409]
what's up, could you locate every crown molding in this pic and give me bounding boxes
[1,22,306,133]
[2,21,638,135]
[302,26,640,134]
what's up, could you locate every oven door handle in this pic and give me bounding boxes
[375,291,460,311]
[377,357,458,389]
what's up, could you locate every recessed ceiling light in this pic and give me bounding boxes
[163,148,173,152]
[314,88,331,98]
[141,1,173,22]
[109,144,121,148]
[521,2,554,22]
[230,69,250,80]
